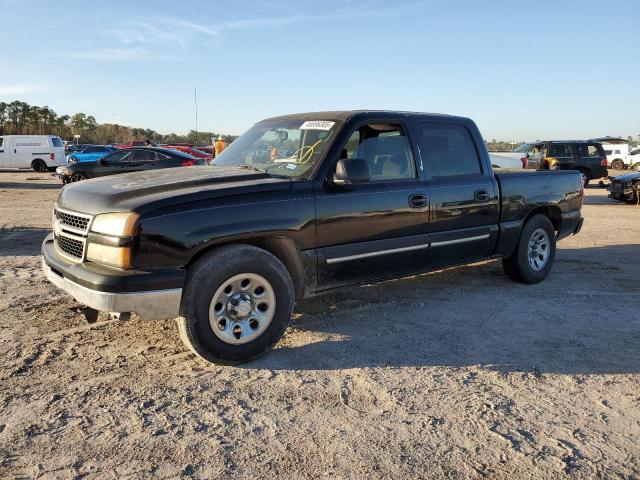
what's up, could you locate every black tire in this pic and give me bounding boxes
[579,170,590,187]
[69,173,87,182]
[32,159,47,172]
[177,244,295,364]
[502,214,556,284]
[611,159,624,170]
[633,163,640,172]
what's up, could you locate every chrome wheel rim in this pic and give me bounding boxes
[528,228,550,272]
[209,273,276,345]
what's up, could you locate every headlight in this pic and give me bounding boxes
[86,212,139,268]
[86,243,132,268]
[91,212,139,236]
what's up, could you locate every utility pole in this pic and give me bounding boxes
[194,89,199,146]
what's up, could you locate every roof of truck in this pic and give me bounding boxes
[259,110,465,123]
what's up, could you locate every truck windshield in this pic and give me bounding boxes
[213,119,341,179]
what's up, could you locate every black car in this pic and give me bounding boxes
[42,110,584,364]
[521,140,608,186]
[55,147,205,183]
[608,171,640,203]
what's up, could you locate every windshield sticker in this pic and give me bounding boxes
[285,163,297,170]
[299,120,335,131]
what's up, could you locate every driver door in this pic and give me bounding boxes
[315,120,430,291]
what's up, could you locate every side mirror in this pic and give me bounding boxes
[333,158,370,185]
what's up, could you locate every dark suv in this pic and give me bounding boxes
[522,141,608,186]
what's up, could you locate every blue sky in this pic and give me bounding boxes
[1,0,638,140]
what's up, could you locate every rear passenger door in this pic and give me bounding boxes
[412,120,500,267]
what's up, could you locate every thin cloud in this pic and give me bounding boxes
[0,84,44,95]
[58,47,179,61]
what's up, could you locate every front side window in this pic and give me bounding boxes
[103,151,132,164]
[214,119,341,179]
[134,150,157,162]
[339,123,416,182]
[417,123,481,177]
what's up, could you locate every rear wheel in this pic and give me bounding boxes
[578,169,590,187]
[611,159,624,170]
[177,244,295,364]
[502,214,556,284]
[31,159,47,172]
[633,163,640,172]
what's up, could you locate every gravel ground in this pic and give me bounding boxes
[1,170,639,479]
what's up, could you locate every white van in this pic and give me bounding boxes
[0,135,66,172]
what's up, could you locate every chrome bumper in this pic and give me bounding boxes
[42,258,182,320]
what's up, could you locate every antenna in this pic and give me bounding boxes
[194,89,198,146]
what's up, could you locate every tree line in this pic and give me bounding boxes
[0,100,237,146]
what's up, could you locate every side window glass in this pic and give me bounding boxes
[342,123,417,182]
[548,144,570,157]
[104,151,131,164]
[417,123,482,177]
[0,138,4,148]
[134,150,157,162]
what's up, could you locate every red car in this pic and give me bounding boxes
[165,145,213,164]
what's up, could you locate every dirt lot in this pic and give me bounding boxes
[0,170,639,479]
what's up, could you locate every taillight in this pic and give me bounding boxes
[521,157,528,169]
[181,160,196,166]
[50,153,55,161]
[601,158,608,167]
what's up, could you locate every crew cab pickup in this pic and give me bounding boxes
[42,111,584,364]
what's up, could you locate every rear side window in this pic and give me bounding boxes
[0,138,3,148]
[104,151,132,163]
[51,137,63,148]
[417,123,482,177]
[574,143,603,157]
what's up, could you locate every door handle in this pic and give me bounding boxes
[474,190,490,202]
[409,194,428,208]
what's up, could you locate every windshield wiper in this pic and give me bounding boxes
[238,164,290,179]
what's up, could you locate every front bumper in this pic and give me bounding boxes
[42,234,184,320]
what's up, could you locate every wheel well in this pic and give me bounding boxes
[186,236,306,298]
[31,158,45,167]
[525,206,561,233]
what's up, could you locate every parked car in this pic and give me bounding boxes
[629,148,640,171]
[54,147,204,183]
[520,141,608,186]
[591,137,631,170]
[0,135,66,171]
[42,110,584,364]
[67,145,118,164]
[165,145,214,163]
[608,171,640,203]
[489,143,530,169]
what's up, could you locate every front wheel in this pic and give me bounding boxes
[177,244,295,364]
[633,163,640,172]
[502,214,557,284]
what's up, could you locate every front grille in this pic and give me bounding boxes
[55,209,90,232]
[53,206,92,261]
[57,234,84,259]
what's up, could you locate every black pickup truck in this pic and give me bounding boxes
[42,111,584,364]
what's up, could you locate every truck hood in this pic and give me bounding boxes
[56,166,292,215]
